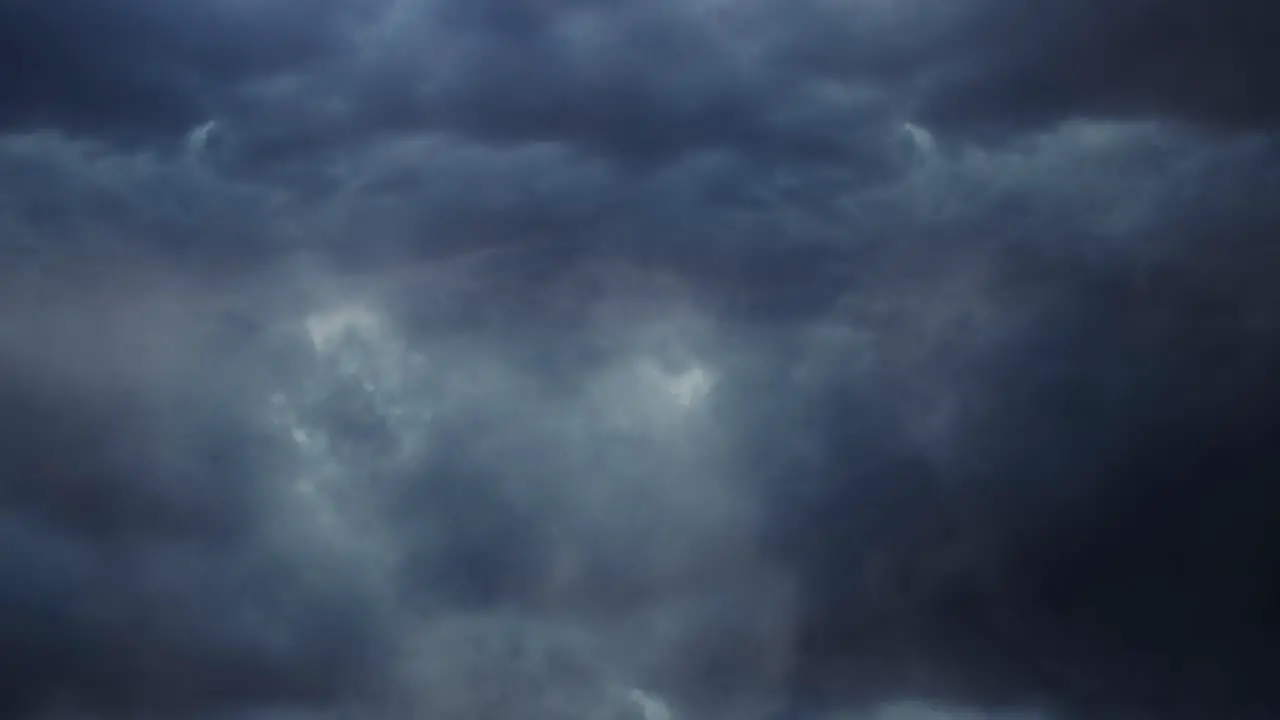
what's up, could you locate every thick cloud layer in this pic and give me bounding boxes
[2,2,1278,719]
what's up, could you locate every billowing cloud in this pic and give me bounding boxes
[2,2,1279,720]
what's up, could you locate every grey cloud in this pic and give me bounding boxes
[697,123,1280,716]
[6,110,1280,720]
[0,132,299,278]
[378,0,771,161]
[223,1,910,168]
[227,0,1280,170]
[0,133,800,718]
[7,0,1277,166]
[759,0,1280,137]
[0,0,365,142]
[3,3,1280,720]
[0,300,390,719]
[919,0,1280,134]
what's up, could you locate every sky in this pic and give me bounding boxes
[1,1,1279,719]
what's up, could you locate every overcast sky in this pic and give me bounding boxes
[2,2,1279,719]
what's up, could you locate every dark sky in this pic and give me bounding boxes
[2,2,1279,719]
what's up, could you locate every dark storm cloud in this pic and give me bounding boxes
[762,0,1280,137]
[6,0,1277,163]
[0,132,296,277]
[364,0,774,162]
[751,127,1280,719]
[222,3,884,172]
[226,0,1280,168]
[2,2,1280,720]
[0,0,362,142]
[920,0,1280,134]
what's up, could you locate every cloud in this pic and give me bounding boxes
[0,0,364,142]
[2,3,1280,719]
[0,285,391,718]
[214,0,1280,167]
[6,0,1278,164]
[919,0,1280,134]
[759,0,1280,137]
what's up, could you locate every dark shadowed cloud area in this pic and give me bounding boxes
[2,1,1279,719]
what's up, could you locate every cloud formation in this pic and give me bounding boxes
[2,2,1279,719]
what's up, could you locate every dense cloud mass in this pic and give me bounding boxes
[1,1,1278,719]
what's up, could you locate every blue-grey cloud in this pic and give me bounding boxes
[2,3,1279,720]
